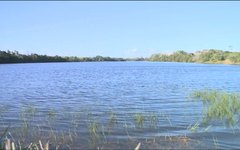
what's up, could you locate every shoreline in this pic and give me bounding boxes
[1,60,240,65]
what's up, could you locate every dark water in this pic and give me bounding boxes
[0,62,240,149]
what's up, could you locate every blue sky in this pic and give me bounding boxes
[1,2,240,58]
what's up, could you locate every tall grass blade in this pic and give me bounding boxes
[135,142,141,150]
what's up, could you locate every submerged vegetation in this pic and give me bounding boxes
[192,90,240,126]
[0,90,240,150]
[134,113,145,128]
[0,91,239,149]
[0,104,196,149]
[3,89,239,149]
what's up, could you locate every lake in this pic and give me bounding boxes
[0,62,240,149]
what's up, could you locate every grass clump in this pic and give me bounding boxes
[192,90,240,126]
[109,111,117,125]
[20,104,37,119]
[88,121,103,147]
[192,90,218,103]
[48,109,57,120]
[134,113,145,128]
[148,112,159,128]
[89,121,99,138]
[187,122,199,133]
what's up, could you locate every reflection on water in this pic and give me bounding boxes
[0,62,240,148]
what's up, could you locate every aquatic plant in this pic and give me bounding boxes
[148,112,159,128]
[18,104,38,132]
[1,101,228,149]
[89,121,99,138]
[0,105,9,118]
[160,113,172,126]
[22,104,37,117]
[192,90,240,126]
[204,125,212,132]
[0,126,10,149]
[48,109,57,120]
[213,136,220,149]
[88,120,101,147]
[109,111,117,125]
[134,113,145,128]
[135,142,141,150]
[1,138,50,150]
[192,90,218,103]
[187,122,199,133]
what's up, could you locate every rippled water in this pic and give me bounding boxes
[0,62,240,149]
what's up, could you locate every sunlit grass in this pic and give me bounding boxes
[89,121,99,139]
[0,138,50,150]
[187,122,199,133]
[148,112,159,128]
[192,90,240,126]
[134,113,145,128]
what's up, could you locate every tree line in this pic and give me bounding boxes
[1,49,239,64]
[149,49,240,64]
[0,50,145,64]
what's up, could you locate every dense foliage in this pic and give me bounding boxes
[149,49,240,64]
[149,50,194,62]
[192,90,240,126]
[0,50,129,63]
[1,49,239,64]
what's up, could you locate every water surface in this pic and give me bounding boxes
[0,62,240,149]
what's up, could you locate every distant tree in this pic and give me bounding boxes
[0,50,128,64]
[149,49,240,64]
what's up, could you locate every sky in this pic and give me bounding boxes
[0,1,240,58]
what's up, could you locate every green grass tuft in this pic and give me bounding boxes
[192,90,240,126]
[134,113,145,128]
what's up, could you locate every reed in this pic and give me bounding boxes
[1,138,49,150]
[108,111,117,125]
[213,136,220,149]
[0,104,210,149]
[48,109,57,120]
[148,112,159,128]
[0,105,9,117]
[187,122,199,133]
[21,104,36,116]
[134,113,145,128]
[192,90,240,126]
[88,120,101,147]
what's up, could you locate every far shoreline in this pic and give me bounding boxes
[1,60,240,66]
[1,49,240,65]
